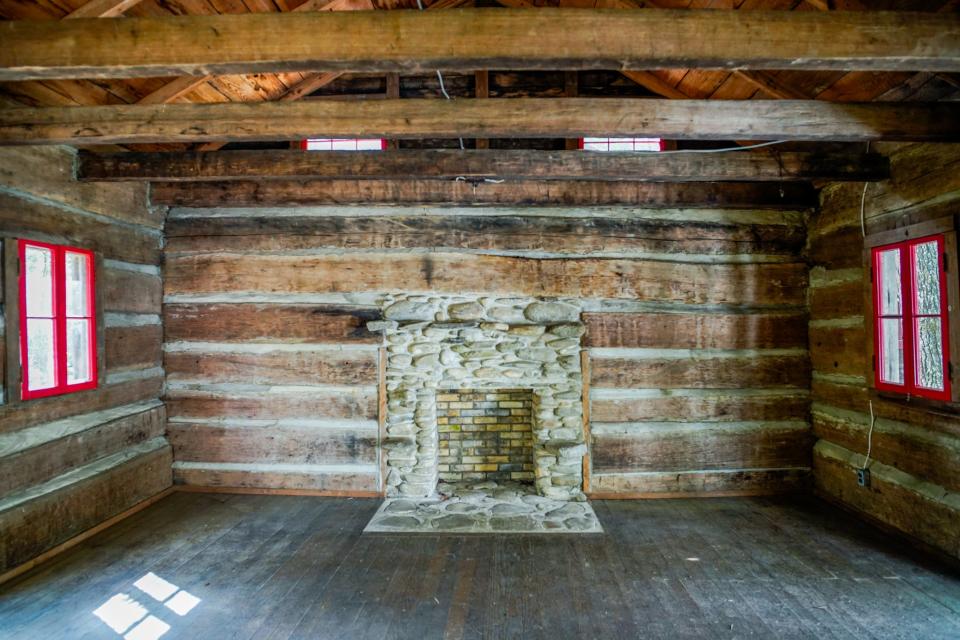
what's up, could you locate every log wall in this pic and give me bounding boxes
[0,146,170,576]
[808,142,960,559]
[164,202,812,496]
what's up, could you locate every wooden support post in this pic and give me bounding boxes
[474,70,489,150]
[564,71,580,151]
[385,73,400,151]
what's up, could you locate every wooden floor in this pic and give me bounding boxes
[1,493,958,640]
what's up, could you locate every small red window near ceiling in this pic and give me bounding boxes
[872,234,950,401]
[579,137,664,152]
[19,240,97,400]
[301,138,387,151]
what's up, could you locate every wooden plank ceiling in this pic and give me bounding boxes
[0,0,957,154]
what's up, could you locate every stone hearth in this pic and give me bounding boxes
[364,480,603,534]
[368,294,588,502]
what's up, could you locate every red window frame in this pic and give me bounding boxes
[18,239,98,400]
[300,138,387,151]
[578,137,665,151]
[871,233,951,401]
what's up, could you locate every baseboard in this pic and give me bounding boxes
[0,486,175,588]
[588,488,803,500]
[173,485,383,498]
[814,488,960,573]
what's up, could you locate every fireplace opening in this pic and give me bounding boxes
[437,389,535,485]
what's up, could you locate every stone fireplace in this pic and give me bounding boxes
[368,294,588,502]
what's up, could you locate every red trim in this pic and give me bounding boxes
[871,234,950,401]
[18,240,97,401]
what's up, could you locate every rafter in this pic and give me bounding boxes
[63,0,146,19]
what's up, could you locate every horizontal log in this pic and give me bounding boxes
[813,405,960,493]
[589,467,810,497]
[812,378,960,440]
[150,179,816,209]
[0,375,163,434]
[584,312,808,349]
[592,422,812,474]
[172,461,378,492]
[814,441,960,560]
[100,267,162,315]
[0,440,171,573]
[591,354,810,389]
[77,149,891,183]
[809,323,866,378]
[4,100,959,145]
[590,392,810,423]
[164,387,378,421]
[167,422,377,466]
[0,191,161,265]
[164,253,809,307]
[105,324,162,372]
[0,147,156,228]
[2,9,957,81]
[163,304,381,344]
[808,271,863,321]
[164,213,807,257]
[0,403,165,497]
[164,348,378,386]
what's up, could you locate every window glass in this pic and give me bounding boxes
[65,251,90,317]
[66,319,92,384]
[303,138,384,151]
[26,318,56,390]
[582,137,663,152]
[916,316,944,391]
[880,317,904,385]
[25,245,54,317]
[913,240,940,315]
[878,247,901,315]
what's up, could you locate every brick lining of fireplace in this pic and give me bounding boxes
[437,389,535,484]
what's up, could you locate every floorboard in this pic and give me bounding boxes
[1,494,958,640]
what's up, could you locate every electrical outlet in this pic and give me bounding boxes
[857,468,871,488]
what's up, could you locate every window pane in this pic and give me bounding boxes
[65,251,90,317]
[878,247,902,315]
[66,319,92,385]
[880,317,904,385]
[25,245,54,317]
[916,316,944,391]
[26,318,56,390]
[913,240,941,315]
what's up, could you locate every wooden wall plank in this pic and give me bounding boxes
[0,146,157,228]
[171,463,378,492]
[151,179,817,209]
[0,442,171,573]
[163,303,380,344]
[591,393,809,423]
[589,467,809,498]
[100,267,161,314]
[167,422,377,466]
[809,323,866,378]
[584,312,808,349]
[0,376,163,434]
[164,388,377,422]
[592,422,812,474]
[105,324,162,372]
[164,253,808,307]
[0,191,160,264]
[590,355,810,389]
[164,214,806,257]
[164,348,378,386]
[0,404,165,497]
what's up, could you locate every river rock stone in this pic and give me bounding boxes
[524,302,580,323]
[384,300,435,321]
[448,301,485,321]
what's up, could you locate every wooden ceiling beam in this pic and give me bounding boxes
[3,99,956,145]
[76,149,890,183]
[149,178,817,208]
[63,0,146,19]
[2,9,958,82]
